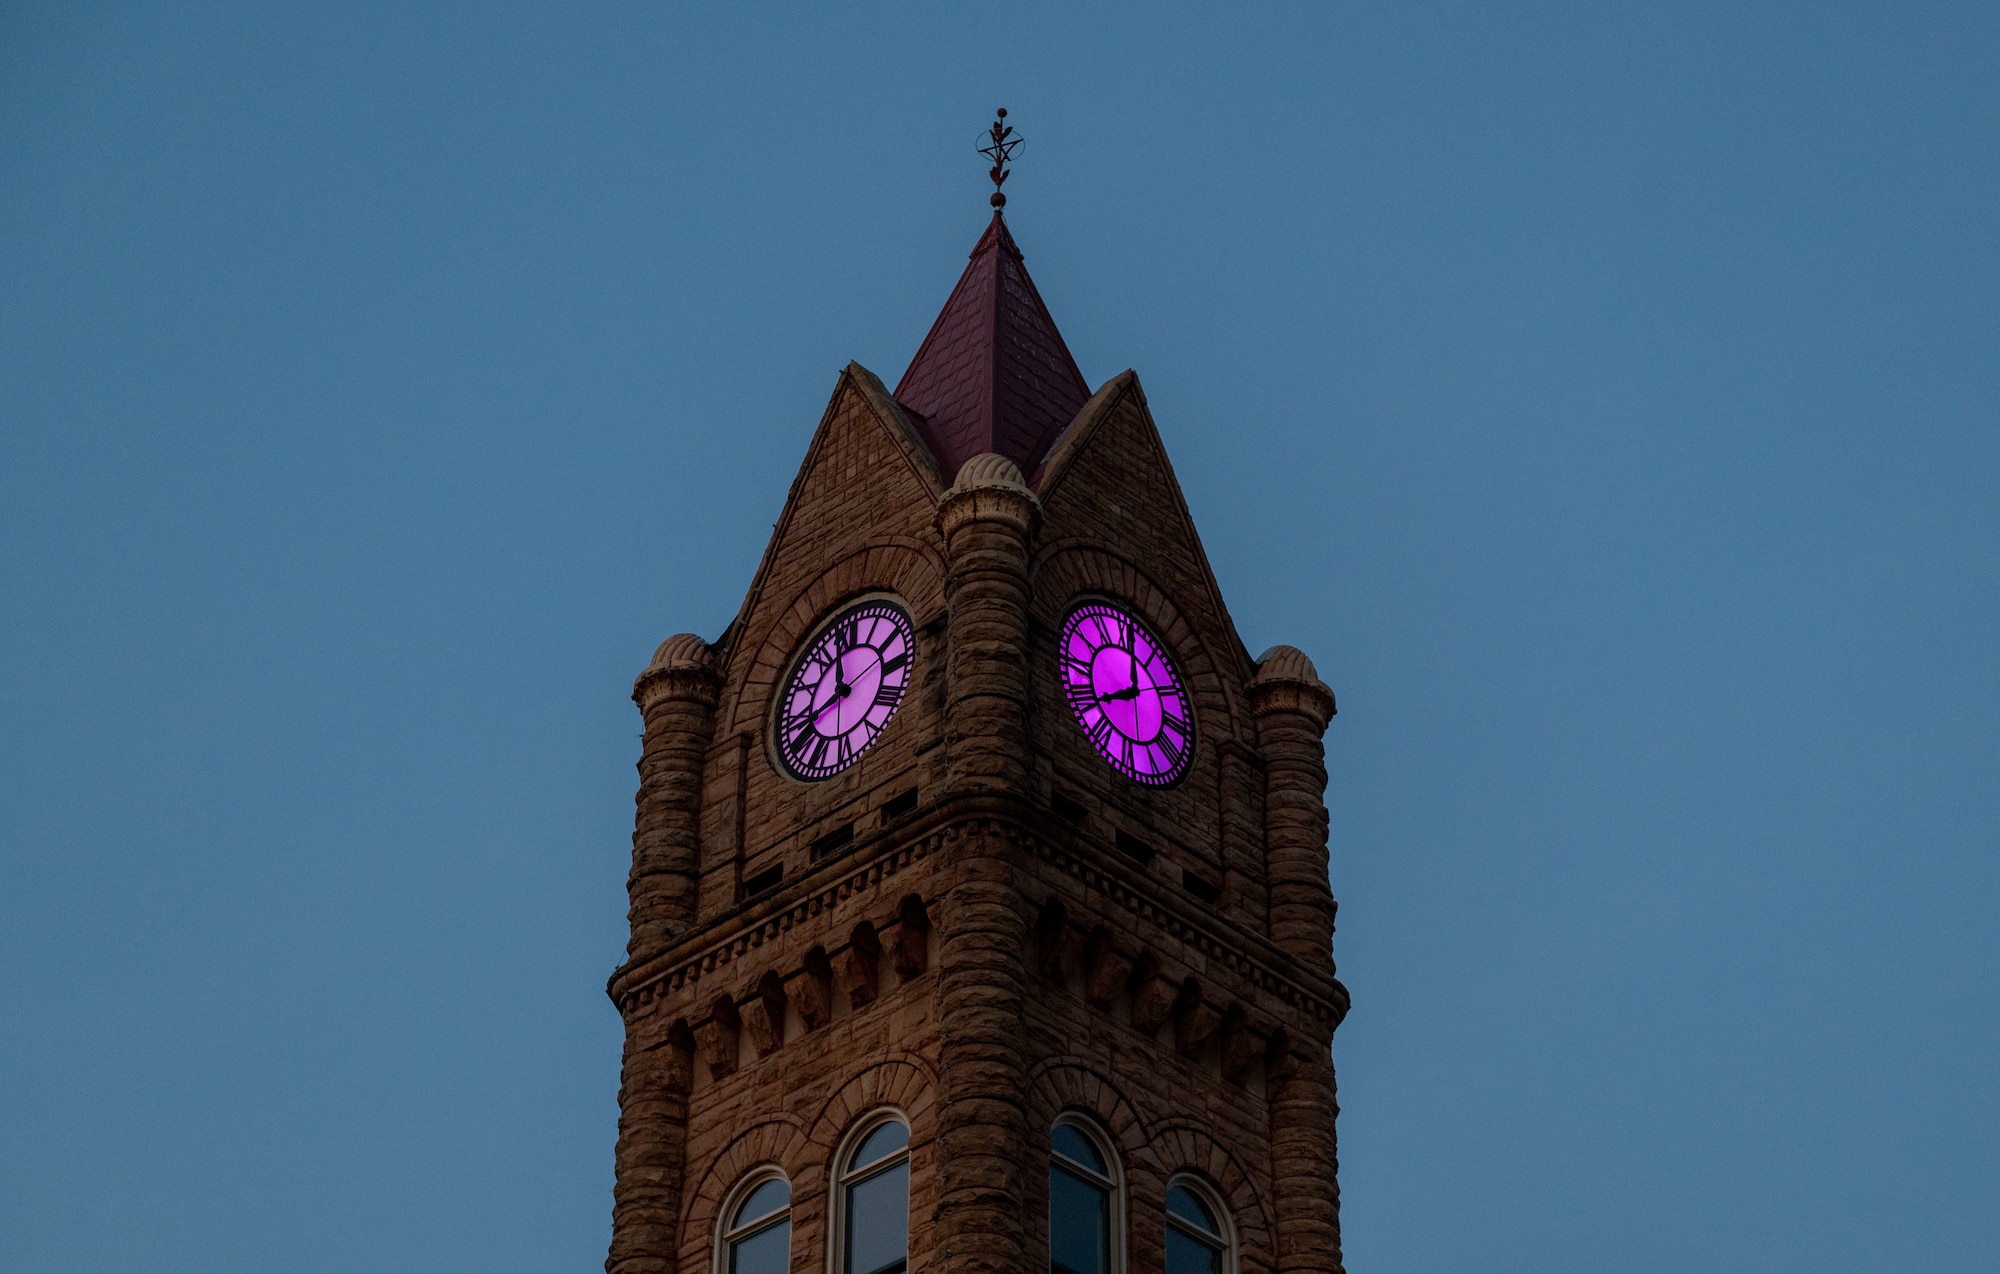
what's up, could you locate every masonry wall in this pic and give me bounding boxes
[611,808,1339,1274]
[693,368,951,924]
[608,364,1345,1274]
[1029,376,1271,932]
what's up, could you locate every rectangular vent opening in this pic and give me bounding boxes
[1114,830,1157,865]
[810,823,855,860]
[881,789,919,821]
[1050,792,1086,826]
[1181,870,1222,904]
[744,864,784,897]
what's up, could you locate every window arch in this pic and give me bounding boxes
[718,1171,791,1274]
[1164,1175,1233,1274]
[1049,1115,1123,1274]
[832,1112,910,1274]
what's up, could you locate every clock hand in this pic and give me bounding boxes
[815,676,853,727]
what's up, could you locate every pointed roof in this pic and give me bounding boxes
[894,213,1092,487]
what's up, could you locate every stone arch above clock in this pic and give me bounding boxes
[721,538,947,741]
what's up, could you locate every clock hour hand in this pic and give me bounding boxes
[1101,647,1143,702]
[815,674,853,727]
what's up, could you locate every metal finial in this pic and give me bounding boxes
[977,107,1023,209]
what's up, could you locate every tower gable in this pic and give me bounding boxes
[1028,371,1269,928]
[697,363,951,922]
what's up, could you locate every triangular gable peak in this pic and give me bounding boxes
[1037,371,1258,691]
[893,212,1092,487]
[712,362,946,685]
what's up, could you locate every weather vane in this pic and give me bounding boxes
[978,108,1023,209]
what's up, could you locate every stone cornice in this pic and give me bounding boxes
[935,482,1040,542]
[606,794,1349,1033]
[632,664,721,710]
[1248,679,1335,732]
[1008,818,1350,1031]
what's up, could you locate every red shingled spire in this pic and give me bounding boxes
[894,212,1092,487]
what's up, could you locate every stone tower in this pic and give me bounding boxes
[606,208,1349,1274]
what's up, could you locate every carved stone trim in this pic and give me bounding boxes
[614,814,1348,1031]
[1008,823,1349,1029]
[616,830,943,1013]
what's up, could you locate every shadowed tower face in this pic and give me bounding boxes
[606,196,1349,1274]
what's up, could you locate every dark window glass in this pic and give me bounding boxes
[1164,1225,1219,1274]
[1166,1181,1226,1274]
[734,1179,791,1229]
[852,1120,910,1170]
[840,1118,910,1274]
[1165,1185,1216,1234]
[1049,1163,1110,1274]
[1051,1124,1106,1174]
[845,1159,910,1274]
[730,1218,789,1274]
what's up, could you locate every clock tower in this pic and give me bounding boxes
[606,124,1349,1274]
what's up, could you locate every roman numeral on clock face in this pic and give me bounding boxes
[1085,711,1116,753]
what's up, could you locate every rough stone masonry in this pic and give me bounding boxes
[604,209,1349,1274]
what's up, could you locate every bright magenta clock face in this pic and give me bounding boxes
[1059,600,1194,786]
[776,599,915,781]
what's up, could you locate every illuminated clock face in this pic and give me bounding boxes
[1058,600,1194,786]
[775,599,915,781]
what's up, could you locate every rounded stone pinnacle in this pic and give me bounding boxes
[950,452,1029,492]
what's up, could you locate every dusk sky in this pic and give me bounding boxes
[3,4,1996,1271]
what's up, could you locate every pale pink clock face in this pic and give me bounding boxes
[776,600,915,781]
[1059,601,1194,785]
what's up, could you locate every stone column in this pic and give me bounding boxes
[936,452,1039,794]
[932,454,1039,1274]
[1269,1033,1345,1274]
[1252,645,1343,1274]
[1249,645,1337,962]
[606,1024,695,1274]
[626,633,719,961]
[609,635,718,1274]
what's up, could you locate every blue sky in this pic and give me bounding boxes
[2,3,1995,1271]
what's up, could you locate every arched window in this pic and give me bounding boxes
[1164,1177,1232,1274]
[834,1114,910,1274]
[719,1173,791,1274]
[1049,1116,1122,1274]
